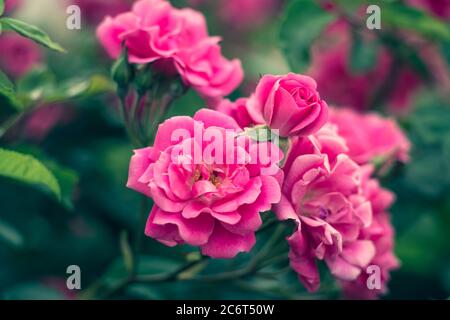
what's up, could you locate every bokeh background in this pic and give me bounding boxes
[0,0,449,299]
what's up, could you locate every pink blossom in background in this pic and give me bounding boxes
[214,98,254,129]
[246,73,328,137]
[408,0,450,20]
[275,128,374,292]
[329,108,411,165]
[341,166,399,299]
[218,0,282,29]
[127,109,283,258]
[308,20,422,113]
[4,0,22,13]
[0,33,42,78]
[71,0,132,25]
[22,104,75,142]
[97,0,243,99]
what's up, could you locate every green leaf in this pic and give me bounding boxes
[16,68,114,104]
[0,17,66,52]
[0,0,5,17]
[55,75,115,101]
[16,66,56,103]
[0,70,23,111]
[382,3,450,41]
[45,161,78,210]
[0,148,61,201]
[13,144,79,210]
[0,218,25,249]
[350,31,379,74]
[279,0,334,71]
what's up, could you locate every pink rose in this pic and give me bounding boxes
[97,0,243,98]
[127,109,283,258]
[175,38,243,98]
[247,73,328,138]
[0,33,42,78]
[329,107,411,165]
[96,0,190,64]
[341,166,399,299]
[215,98,253,129]
[275,128,374,291]
[71,0,132,25]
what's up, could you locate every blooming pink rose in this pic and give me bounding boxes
[96,0,192,64]
[71,0,132,25]
[175,38,243,98]
[308,19,423,113]
[341,166,399,299]
[247,73,328,138]
[329,107,411,165]
[127,109,283,258]
[215,98,253,128]
[0,33,42,78]
[97,0,243,98]
[275,128,374,291]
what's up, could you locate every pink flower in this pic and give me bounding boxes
[408,0,450,20]
[127,109,283,258]
[308,19,422,113]
[97,0,243,98]
[22,104,75,142]
[71,0,132,25]
[175,38,243,98]
[0,33,42,78]
[329,107,411,165]
[4,0,22,14]
[341,166,399,299]
[247,73,328,138]
[275,128,374,291]
[215,97,253,128]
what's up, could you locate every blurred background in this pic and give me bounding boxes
[0,0,449,299]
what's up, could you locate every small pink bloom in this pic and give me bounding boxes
[0,33,42,78]
[275,128,374,291]
[247,73,328,138]
[127,109,283,258]
[341,166,399,299]
[215,98,253,128]
[329,107,411,165]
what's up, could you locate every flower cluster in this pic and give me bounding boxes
[97,0,243,99]
[120,1,410,299]
[218,75,407,297]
